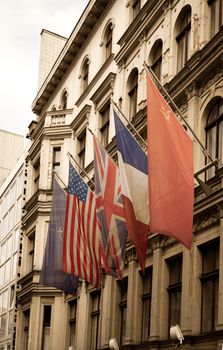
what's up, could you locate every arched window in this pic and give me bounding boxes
[61,91,68,110]
[127,68,138,119]
[103,22,113,61]
[149,39,163,81]
[175,6,191,72]
[206,98,223,177]
[208,0,223,38]
[81,58,90,93]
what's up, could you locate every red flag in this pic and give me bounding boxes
[147,74,194,249]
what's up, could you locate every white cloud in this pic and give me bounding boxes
[0,0,88,136]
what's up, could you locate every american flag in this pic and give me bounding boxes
[63,162,102,289]
[93,136,127,279]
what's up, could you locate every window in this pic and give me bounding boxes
[127,69,138,119]
[77,130,86,170]
[205,98,223,177]
[208,0,223,38]
[167,255,182,328]
[52,147,61,173]
[90,291,100,350]
[141,268,152,342]
[81,58,90,93]
[104,23,113,60]
[23,309,30,350]
[61,91,68,110]
[119,277,128,345]
[132,0,141,20]
[150,40,163,81]
[68,299,77,348]
[33,160,40,192]
[176,6,191,72]
[200,239,219,332]
[42,305,52,350]
[99,104,110,148]
[27,232,35,273]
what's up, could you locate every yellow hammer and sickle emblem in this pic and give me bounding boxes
[160,105,171,124]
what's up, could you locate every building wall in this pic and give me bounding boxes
[37,30,67,90]
[16,0,223,350]
[0,152,26,350]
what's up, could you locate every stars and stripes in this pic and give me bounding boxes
[63,162,102,289]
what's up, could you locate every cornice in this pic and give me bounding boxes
[42,125,72,140]
[90,71,116,104]
[32,0,114,116]
[70,104,91,131]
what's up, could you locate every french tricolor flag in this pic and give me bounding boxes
[113,108,149,271]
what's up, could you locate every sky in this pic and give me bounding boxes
[0,0,89,137]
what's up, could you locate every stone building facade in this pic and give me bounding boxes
[15,0,223,349]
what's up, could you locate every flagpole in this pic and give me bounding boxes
[144,63,216,165]
[67,152,95,188]
[88,128,120,169]
[52,171,68,195]
[111,100,147,151]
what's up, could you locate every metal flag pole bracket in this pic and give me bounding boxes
[194,160,219,196]
[67,151,95,188]
[111,99,147,152]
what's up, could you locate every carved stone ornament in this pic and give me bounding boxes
[194,212,220,233]
[149,234,175,251]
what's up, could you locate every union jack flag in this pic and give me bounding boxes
[93,136,127,279]
[63,162,102,289]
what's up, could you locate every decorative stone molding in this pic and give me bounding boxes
[194,211,220,233]
[185,82,199,100]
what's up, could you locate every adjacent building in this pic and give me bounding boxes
[15,1,223,350]
[0,150,26,350]
[0,130,24,187]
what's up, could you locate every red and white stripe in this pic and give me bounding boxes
[63,191,101,289]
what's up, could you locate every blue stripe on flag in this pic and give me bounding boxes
[114,109,148,174]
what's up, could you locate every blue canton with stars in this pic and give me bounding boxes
[68,162,87,202]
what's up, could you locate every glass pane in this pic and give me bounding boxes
[169,257,182,285]
[90,315,98,350]
[143,269,152,293]
[169,291,181,326]
[120,307,127,345]
[0,313,7,336]
[3,290,8,312]
[206,126,217,178]
[214,277,219,329]
[69,322,76,346]
[219,120,223,164]
[141,298,151,341]
[202,243,219,273]
[202,280,213,332]
[42,327,50,350]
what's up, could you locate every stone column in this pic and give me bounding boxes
[125,259,138,344]
[180,249,192,335]
[100,275,116,348]
[149,239,163,341]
